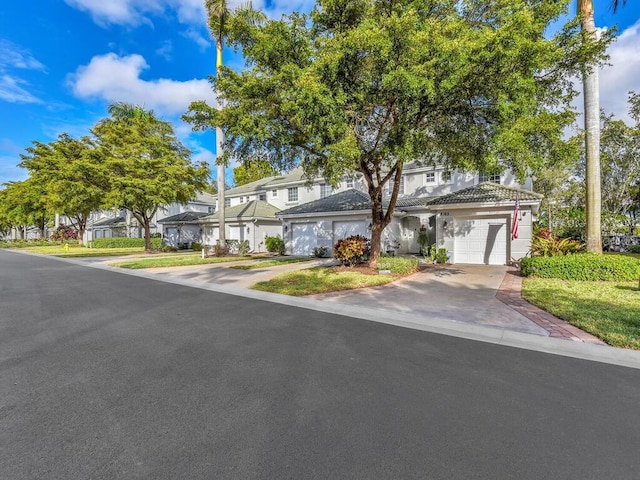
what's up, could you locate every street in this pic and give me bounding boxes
[1,250,639,479]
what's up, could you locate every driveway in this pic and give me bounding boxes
[310,264,549,335]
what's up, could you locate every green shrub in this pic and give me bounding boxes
[238,240,250,256]
[192,242,202,251]
[213,243,228,257]
[436,248,448,264]
[162,245,178,252]
[377,255,420,274]
[265,235,285,255]
[92,237,162,249]
[312,246,328,258]
[520,253,640,281]
[0,239,53,248]
[627,245,640,254]
[422,244,437,263]
[334,235,370,266]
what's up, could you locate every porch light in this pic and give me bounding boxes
[443,221,448,232]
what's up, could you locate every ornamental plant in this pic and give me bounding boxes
[334,235,371,266]
[530,228,583,257]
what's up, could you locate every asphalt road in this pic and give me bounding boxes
[1,250,639,480]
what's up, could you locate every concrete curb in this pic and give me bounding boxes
[9,249,640,370]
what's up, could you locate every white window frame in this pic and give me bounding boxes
[345,177,354,189]
[224,198,231,207]
[425,172,436,184]
[479,173,501,184]
[288,187,299,202]
[271,189,278,198]
[386,176,405,195]
[320,183,332,198]
[259,193,266,201]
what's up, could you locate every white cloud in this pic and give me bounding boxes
[155,40,173,60]
[0,75,41,104]
[182,28,211,50]
[599,20,640,123]
[0,40,46,71]
[64,0,161,27]
[70,53,217,116]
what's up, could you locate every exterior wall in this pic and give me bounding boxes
[201,220,281,253]
[163,224,202,248]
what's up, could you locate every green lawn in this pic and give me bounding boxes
[112,255,252,269]
[230,257,310,270]
[522,277,640,350]
[252,266,399,296]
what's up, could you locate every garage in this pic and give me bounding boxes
[454,217,507,265]
[292,223,317,256]
[333,220,367,243]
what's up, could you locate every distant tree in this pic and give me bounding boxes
[19,134,104,244]
[186,0,609,266]
[599,92,640,233]
[93,103,210,251]
[0,179,49,239]
[233,158,278,186]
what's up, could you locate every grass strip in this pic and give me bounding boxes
[23,246,148,256]
[230,258,310,270]
[112,255,251,269]
[252,266,397,296]
[522,277,640,350]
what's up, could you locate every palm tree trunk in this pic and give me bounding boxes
[216,40,226,250]
[580,0,602,253]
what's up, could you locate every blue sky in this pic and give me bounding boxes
[1,0,639,186]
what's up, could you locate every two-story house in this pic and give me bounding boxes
[270,164,541,265]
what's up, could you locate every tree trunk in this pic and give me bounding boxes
[216,39,226,250]
[144,219,152,252]
[581,0,603,254]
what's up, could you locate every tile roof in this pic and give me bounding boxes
[424,182,543,207]
[157,211,209,224]
[200,200,280,222]
[278,189,371,216]
[225,167,308,195]
[92,216,125,227]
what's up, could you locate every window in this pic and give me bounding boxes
[259,193,266,201]
[345,177,354,189]
[386,176,405,195]
[271,189,278,198]
[224,198,231,207]
[288,187,298,202]
[208,206,215,214]
[425,172,435,184]
[246,196,250,202]
[479,173,501,184]
[320,183,332,198]
[239,197,244,203]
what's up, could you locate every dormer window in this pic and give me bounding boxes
[425,172,435,184]
[479,173,501,184]
[320,183,333,198]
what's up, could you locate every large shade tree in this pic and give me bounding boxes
[0,179,49,239]
[19,134,104,244]
[186,0,609,266]
[205,0,265,249]
[93,103,210,251]
[579,0,628,253]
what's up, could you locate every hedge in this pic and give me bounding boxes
[91,237,162,249]
[0,240,53,248]
[520,253,640,281]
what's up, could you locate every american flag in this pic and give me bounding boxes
[511,193,520,240]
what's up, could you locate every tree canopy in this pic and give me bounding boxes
[185,0,609,264]
[233,158,279,186]
[19,134,104,244]
[93,104,210,250]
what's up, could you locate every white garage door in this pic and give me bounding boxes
[333,221,367,243]
[454,217,507,265]
[292,223,317,256]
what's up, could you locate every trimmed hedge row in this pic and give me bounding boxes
[92,237,162,249]
[520,253,640,281]
[0,240,53,248]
